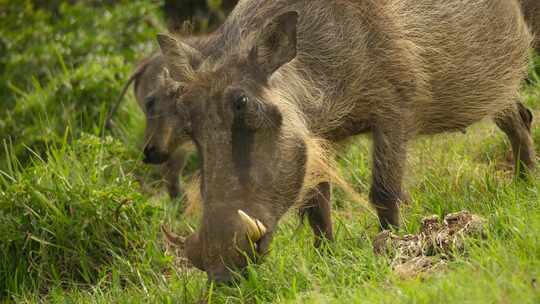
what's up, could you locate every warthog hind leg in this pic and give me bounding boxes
[300,182,334,247]
[370,120,408,229]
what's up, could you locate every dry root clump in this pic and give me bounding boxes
[373,210,486,278]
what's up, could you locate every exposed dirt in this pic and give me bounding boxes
[373,210,486,278]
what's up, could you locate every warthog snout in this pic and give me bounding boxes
[143,145,169,164]
[183,210,270,283]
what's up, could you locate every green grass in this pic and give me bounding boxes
[1,2,540,303]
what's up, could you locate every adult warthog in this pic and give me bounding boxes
[157,0,534,282]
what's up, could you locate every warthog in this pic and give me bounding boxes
[108,32,216,198]
[108,0,537,201]
[107,53,190,199]
[158,0,535,282]
[134,54,190,199]
[108,51,201,199]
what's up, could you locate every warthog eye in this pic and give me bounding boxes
[145,96,156,113]
[227,88,282,131]
[233,95,248,113]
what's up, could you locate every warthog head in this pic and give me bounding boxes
[135,60,190,165]
[158,12,304,282]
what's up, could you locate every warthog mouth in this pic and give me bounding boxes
[162,210,271,283]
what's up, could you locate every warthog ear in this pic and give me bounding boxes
[157,34,201,82]
[248,11,298,78]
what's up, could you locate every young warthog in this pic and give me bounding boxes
[133,54,191,199]
[107,53,191,199]
[158,0,535,282]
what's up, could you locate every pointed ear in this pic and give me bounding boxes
[157,34,202,81]
[248,11,298,78]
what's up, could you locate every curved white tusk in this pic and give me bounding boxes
[238,210,267,242]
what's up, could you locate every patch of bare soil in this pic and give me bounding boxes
[373,211,486,278]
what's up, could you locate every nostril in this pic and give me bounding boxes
[143,146,157,163]
[143,146,154,155]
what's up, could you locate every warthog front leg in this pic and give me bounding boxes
[494,102,536,177]
[160,148,187,199]
[300,182,334,247]
[370,120,408,229]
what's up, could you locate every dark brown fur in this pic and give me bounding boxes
[159,0,535,282]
